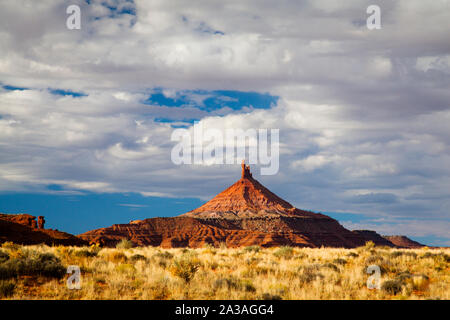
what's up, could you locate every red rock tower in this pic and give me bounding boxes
[241,160,252,179]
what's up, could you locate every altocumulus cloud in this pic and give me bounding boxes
[0,0,449,244]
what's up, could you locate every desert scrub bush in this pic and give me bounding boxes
[245,257,261,266]
[395,271,412,282]
[260,293,282,300]
[149,277,171,299]
[115,263,136,274]
[390,251,417,259]
[333,258,347,265]
[202,243,217,254]
[105,251,128,263]
[0,251,66,280]
[322,263,340,272]
[0,250,9,263]
[381,280,403,295]
[273,246,294,259]
[153,251,173,260]
[298,264,324,284]
[213,277,256,293]
[74,249,98,258]
[116,239,134,249]
[130,254,147,262]
[55,246,74,259]
[365,255,384,264]
[430,252,450,264]
[206,261,219,271]
[346,252,359,258]
[1,242,20,251]
[243,246,260,253]
[364,241,376,250]
[395,273,430,291]
[294,253,307,260]
[0,280,16,298]
[411,274,430,291]
[169,257,200,283]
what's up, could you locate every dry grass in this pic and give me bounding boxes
[0,242,448,300]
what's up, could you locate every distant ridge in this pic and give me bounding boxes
[79,162,421,248]
[0,213,87,246]
[383,235,425,248]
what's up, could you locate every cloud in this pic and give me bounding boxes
[118,203,148,208]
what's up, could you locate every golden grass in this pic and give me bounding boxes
[0,242,448,300]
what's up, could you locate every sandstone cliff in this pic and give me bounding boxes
[0,213,87,246]
[79,162,395,248]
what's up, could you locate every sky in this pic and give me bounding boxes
[0,0,449,246]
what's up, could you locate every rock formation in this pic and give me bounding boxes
[79,163,403,248]
[0,213,87,246]
[38,216,45,229]
[352,230,396,247]
[383,235,425,248]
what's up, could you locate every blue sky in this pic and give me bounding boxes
[0,0,449,246]
[0,192,202,235]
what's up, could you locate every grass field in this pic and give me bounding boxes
[0,241,448,300]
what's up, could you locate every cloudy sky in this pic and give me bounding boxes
[0,0,449,246]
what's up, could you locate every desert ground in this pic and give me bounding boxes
[0,240,448,300]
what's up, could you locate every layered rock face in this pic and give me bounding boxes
[0,213,87,246]
[79,162,391,248]
[352,230,396,247]
[383,235,425,248]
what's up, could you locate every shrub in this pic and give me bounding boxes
[273,246,294,259]
[390,251,417,259]
[153,251,174,260]
[0,251,66,280]
[261,293,282,300]
[365,255,384,264]
[116,263,136,274]
[241,280,256,293]
[333,258,347,265]
[322,263,339,272]
[411,274,430,290]
[347,252,359,258]
[74,249,97,258]
[150,278,171,299]
[421,252,435,259]
[381,280,403,295]
[106,251,128,263]
[390,251,404,258]
[169,258,200,283]
[130,254,147,262]
[298,264,324,284]
[116,239,133,249]
[243,246,261,253]
[0,280,15,298]
[364,241,376,249]
[0,250,9,263]
[445,254,450,263]
[395,271,412,282]
[1,242,20,251]
[214,277,241,291]
[213,277,256,292]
